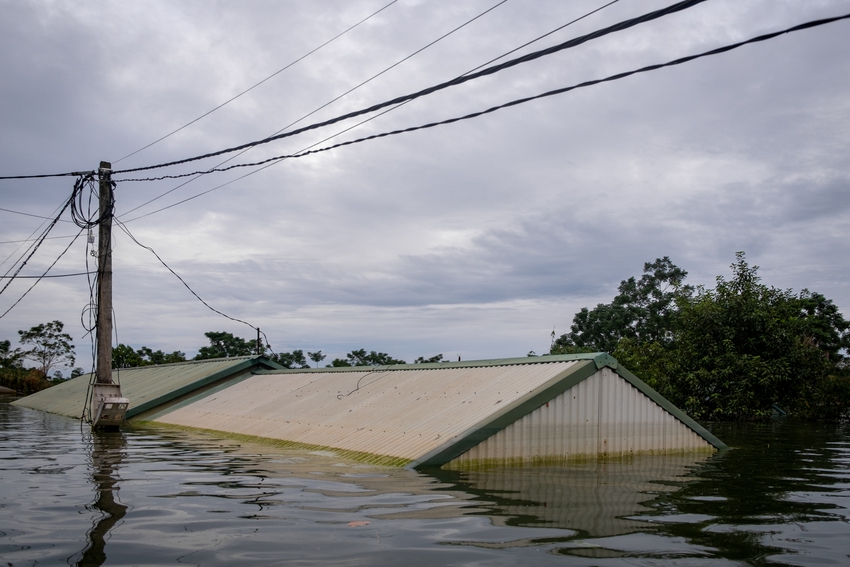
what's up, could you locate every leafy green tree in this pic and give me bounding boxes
[414,354,444,363]
[552,252,850,420]
[668,253,842,420]
[552,257,690,353]
[113,344,186,368]
[18,320,75,378]
[308,350,326,368]
[274,349,310,369]
[1,340,23,369]
[194,331,258,360]
[138,347,186,365]
[113,343,143,368]
[330,349,406,367]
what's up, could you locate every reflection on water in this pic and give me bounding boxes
[76,432,128,567]
[432,454,709,536]
[1,396,849,566]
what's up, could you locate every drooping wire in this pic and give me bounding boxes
[113,218,273,353]
[112,0,401,165]
[0,200,71,271]
[0,174,92,299]
[0,235,81,245]
[0,206,75,223]
[0,228,84,320]
[117,11,850,186]
[112,0,710,177]
[118,0,510,217]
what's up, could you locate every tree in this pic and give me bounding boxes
[330,349,406,367]
[1,340,23,369]
[308,350,326,368]
[113,344,186,368]
[551,252,850,420]
[113,343,143,368]
[194,331,257,360]
[414,354,444,364]
[668,253,842,420]
[274,350,310,369]
[552,257,691,354]
[18,320,75,378]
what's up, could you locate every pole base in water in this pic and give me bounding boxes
[90,383,129,429]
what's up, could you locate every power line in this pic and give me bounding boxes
[117,105,405,220]
[0,170,94,181]
[0,235,79,245]
[113,218,272,350]
[0,179,86,295]
[112,0,401,165]
[0,206,75,223]
[119,12,850,187]
[112,0,710,177]
[460,0,620,77]
[0,228,84,320]
[117,0,623,220]
[0,271,92,279]
[118,0,510,217]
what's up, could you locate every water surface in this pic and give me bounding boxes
[1,395,848,565]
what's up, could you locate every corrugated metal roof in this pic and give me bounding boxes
[150,354,725,468]
[152,359,589,465]
[12,356,280,419]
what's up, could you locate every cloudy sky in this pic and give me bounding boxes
[1,0,848,371]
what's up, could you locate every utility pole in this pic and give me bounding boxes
[90,161,129,429]
[95,161,113,385]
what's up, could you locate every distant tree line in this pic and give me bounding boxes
[550,253,850,421]
[1,320,82,394]
[112,330,443,370]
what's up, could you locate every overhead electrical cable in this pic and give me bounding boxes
[0,188,82,291]
[119,12,850,185]
[0,170,94,181]
[460,0,621,77]
[118,0,510,217]
[0,271,94,279]
[112,0,710,177]
[118,102,410,221]
[114,218,272,350]
[0,200,74,271]
[112,0,401,165]
[0,235,79,245]
[0,206,75,223]
[118,0,622,219]
[0,228,84,320]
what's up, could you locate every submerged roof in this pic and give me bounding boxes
[12,356,281,419]
[149,353,725,468]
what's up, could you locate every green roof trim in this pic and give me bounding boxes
[412,359,600,469]
[254,352,619,375]
[395,352,724,468]
[610,363,727,451]
[255,352,725,464]
[126,356,283,419]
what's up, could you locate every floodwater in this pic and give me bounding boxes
[1,395,849,566]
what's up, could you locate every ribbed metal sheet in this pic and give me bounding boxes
[448,367,713,468]
[456,453,709,536]
[11,357,264,418]
[153,361,586,462]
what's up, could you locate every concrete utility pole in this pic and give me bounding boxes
[90,161,129,429]
[95,161,113,385]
